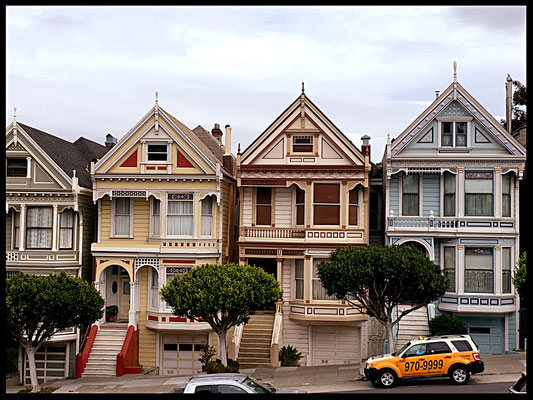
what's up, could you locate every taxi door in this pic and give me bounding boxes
[423,341,452,376]
[397,343,428,377]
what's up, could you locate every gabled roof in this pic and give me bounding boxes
[192,125,225,163]
[17,122,109,188]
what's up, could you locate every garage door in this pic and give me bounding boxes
[162,333,208,376]
[461,317,504,355]
[312,326,360,366]
[24,344,68,384]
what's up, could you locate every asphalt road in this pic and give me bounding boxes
[336,379,515,394]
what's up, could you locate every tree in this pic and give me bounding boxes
[6,272,104,392]
[160,263,282,366]
[317,245,448,353]
[501,80,527,131]
[513,252,527,303]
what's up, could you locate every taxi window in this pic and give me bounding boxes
[217,385,248,394]
[403,343,427,357]
[452,340,472,352]
[427,341,451,355]
[194,385,215,393]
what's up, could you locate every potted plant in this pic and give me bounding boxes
[106,305,119,322]
[279,345,303,366]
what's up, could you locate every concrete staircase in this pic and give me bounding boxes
[237,312,275,369]
[395,305,430,351]
[81,323,128,377]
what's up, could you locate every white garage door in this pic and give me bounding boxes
[24,344,68,384]
[162,333,208,376]
[312,326,360,366]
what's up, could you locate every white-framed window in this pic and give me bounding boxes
[464,171,493,216]
[26,206,53,249]
[292,135,313,153]
[150,267,159,310]
[59,209,74,249]
[6,158,27,177]
[167,193,194,236]
[502,247,512,294]
[201,196,214,236]
[441,122,468,147]
[295,186,305,226]
[312,258,336,300]
[294,259,304,300]
[313,183,340,225]
[256,187,272,226]
[464,247,494,293]
[348,186,359,226]
[151,198,161,237]
[443,246,456,292]
[502,174,512,218]
[147,144,168,161]
[402,173,419,216]
[443,172,456,217]
[113,197,133,237]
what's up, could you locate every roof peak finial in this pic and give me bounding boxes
[155,91,159,103]
[453,60,457,82]
[302,82,305,94]
[13,106,17,122]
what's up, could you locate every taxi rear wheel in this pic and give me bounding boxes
[449,365,470,385]
[377,369,397,388]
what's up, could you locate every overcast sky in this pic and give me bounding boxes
[6,6,526,162]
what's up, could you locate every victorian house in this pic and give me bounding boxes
[5,112,109,384]
[383,64,526,354]
[235,86,377,368]
[83,96,237,377]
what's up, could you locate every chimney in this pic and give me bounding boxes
[505,74,513,133]
[224,125,231,156]
[211,123,223,143]
[361,135,371,160]
[435,90,440,99]
[105,133,117,148]
[223,125,234,175]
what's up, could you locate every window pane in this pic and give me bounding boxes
[256,205,271,225]
[167,215,193,235]
[314,183,340,203]
[464,194,493,216]
[201,197,213,215]
[313,205,339,225]
[456,122,467,146]
[293,135,313,152]
[465,248,493,293]
[296,187,305,203]
[7,158,27,177]
[442,122,452,134]
[502,248,511,293]
[115,198,130,215]
[312,259,336,300]
[349,205,358,226]
[201,215,213,236]
[465,178,493,193]
[27,207,53,227]
[60,210,74,249]
[296,187,305,225]
[402,194,419,216]
[256,188,271,204]
[115,216,130,236]
[444,247,455,292]
[502,175,511,217]
[402,174,419,193]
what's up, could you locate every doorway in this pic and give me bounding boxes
[246,257,277,280]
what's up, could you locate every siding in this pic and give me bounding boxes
[389,174,399,215]
[138,266,157,367]
[100,197,151,246]
[79,193,96,282]
[508,311,517,352]
[422,174,440,216]
[242,188,253,226]
[275,187,292,227]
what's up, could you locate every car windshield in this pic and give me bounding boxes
[242,377,273,393]
[392,342,411,357]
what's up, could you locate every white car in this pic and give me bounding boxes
[173,373,306,394]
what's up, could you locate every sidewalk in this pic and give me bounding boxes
[6,352,526,394]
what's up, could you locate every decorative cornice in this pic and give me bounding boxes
[390,159,525,169]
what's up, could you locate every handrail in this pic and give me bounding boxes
[231,324,244,361]
[117,325,141,376]
[78,324,91,354]
[75,324,98,378]
[270,300,283,367]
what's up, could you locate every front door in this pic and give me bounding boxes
[246,257,278,310]
[118,270,130,320]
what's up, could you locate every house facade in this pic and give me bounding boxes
[89,97,237,377]
[383,65,526,354]
[5,114,109,384]
[236,87,377,367]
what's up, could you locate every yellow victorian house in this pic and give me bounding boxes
[81,95,236,377]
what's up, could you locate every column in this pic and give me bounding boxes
[341,181,348,229]
[51,204,58,251]
[363,184,369,245]
[128,281,136,327]
[194,193,200,239]
[304,255,312,303]
[457,168,465,218]
[457,244,465,294]
[494,245,502,295]
[26,157,31,179]
[276,258,283,285]
[305,181,312,228]
[494,168,502,218]
[19,205,26,251]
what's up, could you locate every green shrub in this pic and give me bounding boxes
[226,359,240,372]
[204,359,240,374]
[279,345,302,366]
[198,344,216,371]
[429,314,467,336]
[6,347,19,373]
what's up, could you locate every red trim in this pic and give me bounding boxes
[241,165,365,171]
[177,149,194,168]
[117,325,141,376]
[237,242,366,248]
[75,324,98,378]
[146,166,156,170]
[148,315,158,321]
[169,317,187,322]
[119,149,138,168]
[157,166,167,171]
[162,259,195,264]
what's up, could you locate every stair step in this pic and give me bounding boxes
[238,362,272,368]
[239,344,271,350]
[237,357,271,364]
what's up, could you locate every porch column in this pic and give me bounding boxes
[304,255,312,302]
[128,281,137,328]
[52,204,58,251]
[19,204,26,251]
[276,258,283,285]
[305,181,312,228]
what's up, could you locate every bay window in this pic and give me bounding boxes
[464,247,493,293]
[443,172,456,216]
[348,187,359,226]
[502,174,511,217]
[26,207,53,249]
[151,198,160,236]
[402,173,419,216]
[443,247,456,292]
[313,183,340,225]
[256,188,272,226]
[312,259,336,300]
[167,194,193,236]
[464,172,493,216]
[113,197,132,237]
[295,186,305,226]
[294,259,304,300]
[59,209,74,249]
[502,247,512,293]
[201,196,213,236]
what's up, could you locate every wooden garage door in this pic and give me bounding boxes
[162,333,208,376]
[312,326,360,365]
[462,317,504,355]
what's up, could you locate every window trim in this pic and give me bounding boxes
[166,193,195,237]
[146,142,169,163]
[464,171,494,217]
[25,206,54,250]
[6,157,28,178]
[442,245,456,293]
[111,197,134,238]
[255,187,273,226]
[200,195,215,238]
[312,182,341,226]
[59,209,75,250]
[400,172,421,217]
[464,247,494,294]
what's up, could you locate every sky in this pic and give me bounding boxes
[6,6,527,163]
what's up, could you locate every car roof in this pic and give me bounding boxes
[188,373,248,384]
[407,334,472,345]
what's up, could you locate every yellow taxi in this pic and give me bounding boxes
[364,334,484,388]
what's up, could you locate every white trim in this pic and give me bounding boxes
[311,181,342,227]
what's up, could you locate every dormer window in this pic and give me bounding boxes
[292,135,313,153]
[441,121,468,147]
[147,144,168,161]
[7,158,27,177]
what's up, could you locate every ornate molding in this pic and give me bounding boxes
[391,159,525,169]
[6,195,75,203]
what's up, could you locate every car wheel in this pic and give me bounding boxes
[449,365,470,385]
[377,369,397,388]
